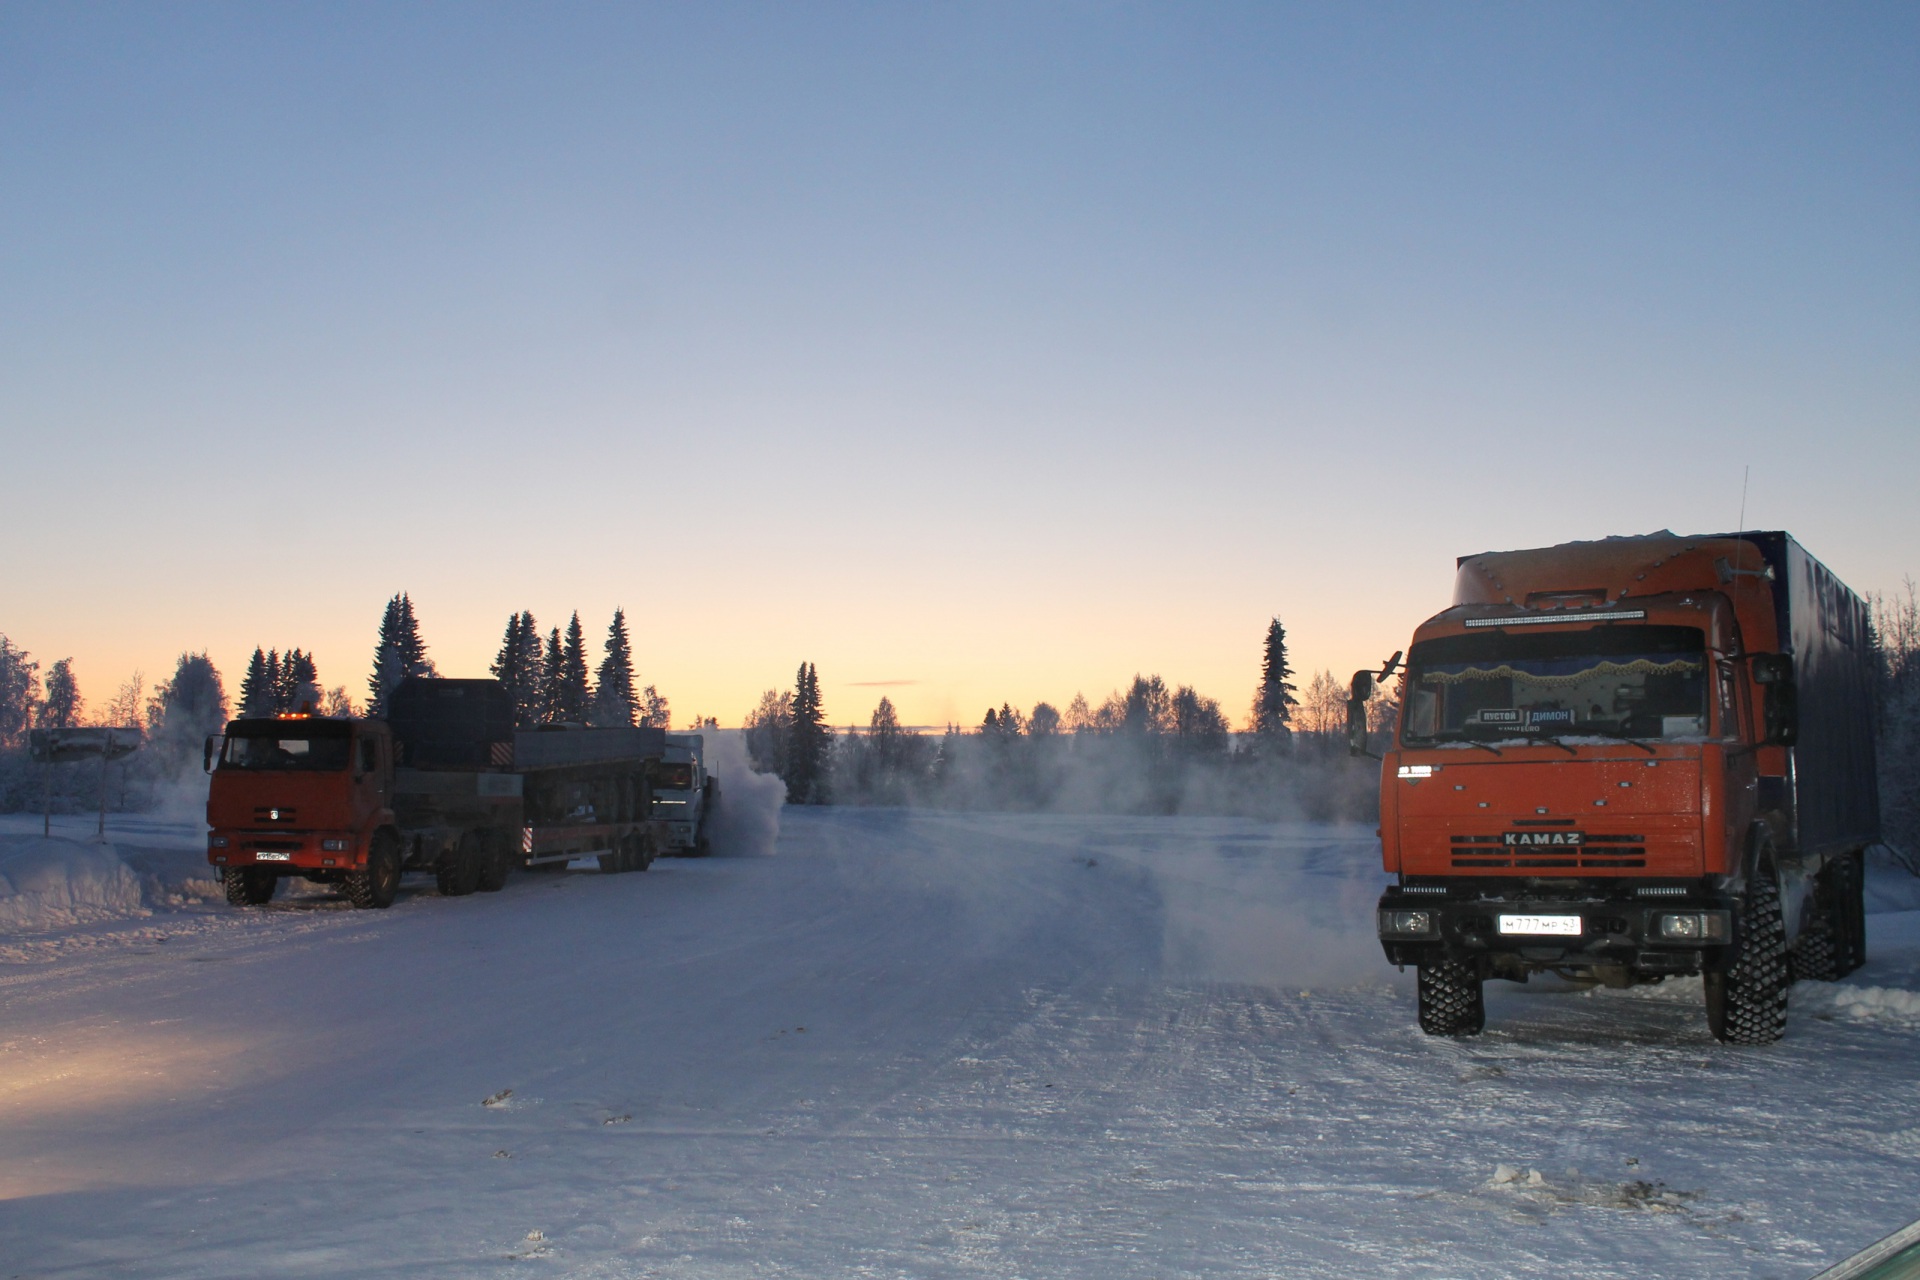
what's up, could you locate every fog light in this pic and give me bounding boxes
[1659,913,1704,939]
[209,835,229,848]
[1657,912,1726,941]
[321,838,349,852]
[1380,909,1436,938]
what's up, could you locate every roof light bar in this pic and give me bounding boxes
[1464,609,1647,628]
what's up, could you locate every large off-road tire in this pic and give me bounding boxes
[346,831,402,910]
[1417,959,1486,1037]
[223,866,277,906]
[599,833,632,874]
[1706,869,1789,1044]
[475,829,512,893]
[632,832,655,872]
[1795,851,1867,983]
[436,832,482,897]
[1832,850,1867,975]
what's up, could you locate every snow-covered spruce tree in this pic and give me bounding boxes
[1250,617,1298,749]
[490,611,545,727]
[367,593,437,717]
[0,636,36,750]
[278,649,318,713]
[593,609,638,727]
[783,662,831,804]
[539,627,566,724]
[553,612,593,724]
[148,653,229,765]
[238,648,274,718]
[39,659,83,729]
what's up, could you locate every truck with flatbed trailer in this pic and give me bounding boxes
[1359,531,1877,1043]
[205,676,689,906]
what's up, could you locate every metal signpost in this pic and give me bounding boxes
[28,726,144,840]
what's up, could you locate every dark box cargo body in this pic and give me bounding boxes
[1740,532,1880,858]
[384,678,515,770]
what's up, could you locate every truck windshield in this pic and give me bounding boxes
[655,763,695,791]
[220,724,352,772]
[1401,625,1709,745]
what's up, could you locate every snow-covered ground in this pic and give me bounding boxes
[2,808,1918,1278]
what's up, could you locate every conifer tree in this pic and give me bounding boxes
[0,635,38,750]
[40,659,82,729]
[367,592,436,716]
[1251,617,1299,741]
[783,661,830,804]
[239,648,274,718]
[548,612,592,724]
[279,649,318,712]
[540,627,566,724]
[491,611,546,727]
[593,608,638,727]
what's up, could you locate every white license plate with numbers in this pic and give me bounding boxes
[1497,913,1582,936]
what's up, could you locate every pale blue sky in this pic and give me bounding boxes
[3,3,1915,727]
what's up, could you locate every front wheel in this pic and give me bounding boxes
[1706,869,1789,1044]
[223,866,277,906]
[346,831,402,909]
[1417,959,1485,1036]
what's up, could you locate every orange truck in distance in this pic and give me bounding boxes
[205,677,688,908]
[1360,532,1878,1043]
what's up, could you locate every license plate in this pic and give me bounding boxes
[1498,913,1582,936]
[255,851,292,862]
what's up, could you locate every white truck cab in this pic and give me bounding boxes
[651,734,715,856]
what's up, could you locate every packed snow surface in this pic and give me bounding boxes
[2,809,1917,1278]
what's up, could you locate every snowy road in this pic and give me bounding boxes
[3,809,1918,1278]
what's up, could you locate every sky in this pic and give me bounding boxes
[2,2,1916,731]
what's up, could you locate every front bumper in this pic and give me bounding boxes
[1377,883,1732,974]
[207,830,360,870]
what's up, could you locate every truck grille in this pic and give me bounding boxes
[249,839,301,852]
[1449,833,1646,870]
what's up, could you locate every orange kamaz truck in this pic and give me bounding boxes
[1363,531,1877,1043]
[206,676,677,908]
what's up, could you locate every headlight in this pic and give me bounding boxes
[1657,912,1727,941]
[209,835,229,848]
[321,838,349,852]
[1379,909,1437,938]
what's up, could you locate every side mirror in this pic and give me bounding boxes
[203,736,217,773]
[1347,670,1375,758]
[1750,654,1798,746]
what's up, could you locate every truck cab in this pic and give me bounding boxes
[206,717,397,907]
[651,734,714,856]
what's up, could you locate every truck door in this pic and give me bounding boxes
[352,731,388,834]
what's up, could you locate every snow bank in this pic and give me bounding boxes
[1796,980,1920,1026]
[0,836,146,933]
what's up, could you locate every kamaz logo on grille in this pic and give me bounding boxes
[1503,831,1585,847]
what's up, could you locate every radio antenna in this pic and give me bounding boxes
[1737,465,1749,532]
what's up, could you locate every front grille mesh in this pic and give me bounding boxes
[1449,833,1647,870]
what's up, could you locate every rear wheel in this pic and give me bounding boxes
[436,832,482,897]
[1706,867,1789,1044]
[223,866,277,906]
[1416,959,1485,1036]
[1832,850,1867,975]
[475,829,512,893]
[346,831,402,909]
